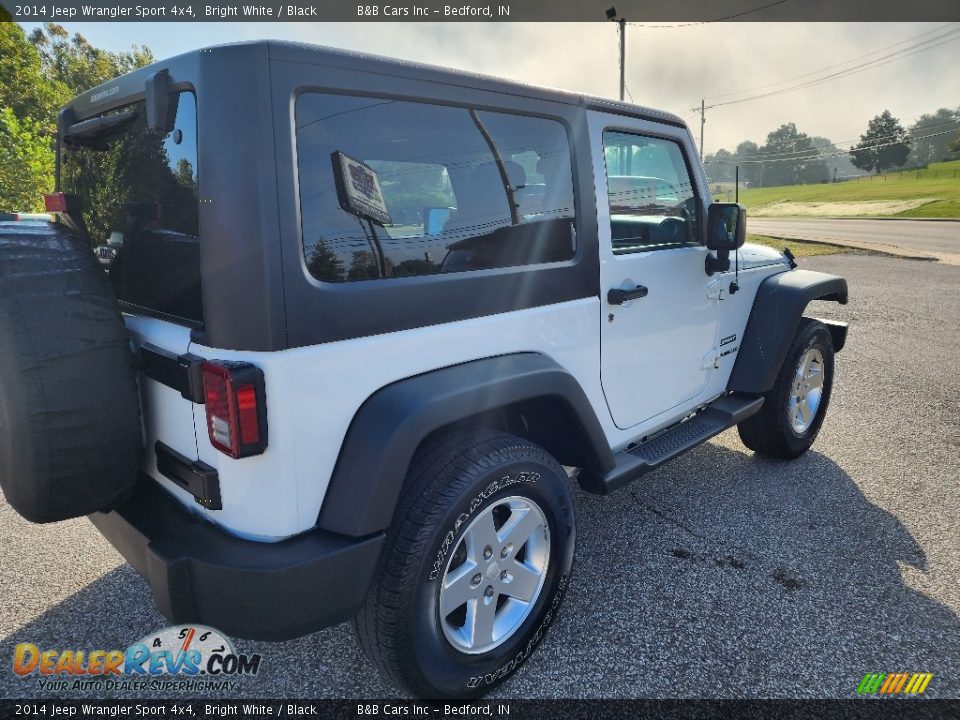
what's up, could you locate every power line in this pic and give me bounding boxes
[295,100,397,131]
[688,24,960,154]
[627,0,789,28]
[708,32,960,110]
[708,133,943,166]
[702,111,960,157]
[703,26,960,110]
[704,128,958,164]
[704,22,959,102]
[704,118,960,160]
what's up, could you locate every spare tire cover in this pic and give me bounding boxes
[0,221,142,523]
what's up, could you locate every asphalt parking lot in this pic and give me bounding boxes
[1,251,958,700]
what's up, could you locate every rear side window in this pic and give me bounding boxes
[61,92,201,324]
[295,94,576,283]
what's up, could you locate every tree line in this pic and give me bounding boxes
[0,20,153,212]
[704,109,960,187]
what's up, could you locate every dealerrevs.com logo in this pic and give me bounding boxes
[12,625,262,692]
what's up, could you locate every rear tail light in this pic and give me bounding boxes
[201,361,268,459]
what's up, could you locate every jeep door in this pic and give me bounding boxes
[590,112,720,430]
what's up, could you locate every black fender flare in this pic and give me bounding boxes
[317,353,614,537]
[728,269,848,395]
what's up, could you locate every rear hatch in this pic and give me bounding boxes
[59,90,202,478]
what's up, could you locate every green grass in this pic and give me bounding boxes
[746,234,851,257]
[734,159,960,218]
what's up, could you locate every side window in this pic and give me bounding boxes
[295,94,576,282]
[602,131,700,254]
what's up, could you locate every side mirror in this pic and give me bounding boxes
[705,202,746,275]
[707,202,746,251]
[424,207,452,236]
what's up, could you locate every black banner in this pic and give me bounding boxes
[1,700,959,720]
[1,0,959,22]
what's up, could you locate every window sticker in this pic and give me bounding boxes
[332,151,393,226]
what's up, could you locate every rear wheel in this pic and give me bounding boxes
[354,430,575,698]
[738,318,835,459]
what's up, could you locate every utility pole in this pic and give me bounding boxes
[606,8,626,102]
[699,98,705,163]
[619,17,626,102]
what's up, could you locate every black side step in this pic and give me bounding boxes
[579,393,764,495]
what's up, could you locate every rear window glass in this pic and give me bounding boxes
[61,92,201,323]
[295,94,576,283]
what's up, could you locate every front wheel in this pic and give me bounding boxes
[354,430,576,698]
[738,318,835,459]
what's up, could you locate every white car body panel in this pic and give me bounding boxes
[122,316,203,517]
[134,299,605,540]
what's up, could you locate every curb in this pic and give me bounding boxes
[755,233,960,266]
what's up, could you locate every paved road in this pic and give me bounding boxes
[2,252,959,700]
[749,217,960,263]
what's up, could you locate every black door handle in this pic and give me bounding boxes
[607,285,649,305]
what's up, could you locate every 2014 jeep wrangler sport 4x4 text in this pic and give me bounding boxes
[0,41,848,698]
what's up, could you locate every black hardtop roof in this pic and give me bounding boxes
[71,39,687,129]
[266,40,686,125]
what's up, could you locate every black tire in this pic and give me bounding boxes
[0,222,143,523]
[355,430,576,698]
[738,318,835,459]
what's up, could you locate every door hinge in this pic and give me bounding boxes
[140,344,206,404]
[702,348,720,370]
[707,279,725,301]
[156,441,221,510]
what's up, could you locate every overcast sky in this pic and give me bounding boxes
[18,21,960,153]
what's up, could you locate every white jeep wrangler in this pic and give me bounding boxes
[0,41,848,698]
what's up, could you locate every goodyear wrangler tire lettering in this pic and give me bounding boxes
[429,471,540,581]
[467,572,568,689]
[354,430,575,698]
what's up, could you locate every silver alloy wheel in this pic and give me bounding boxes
[788,347,825,434]
[438,495,550,655]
